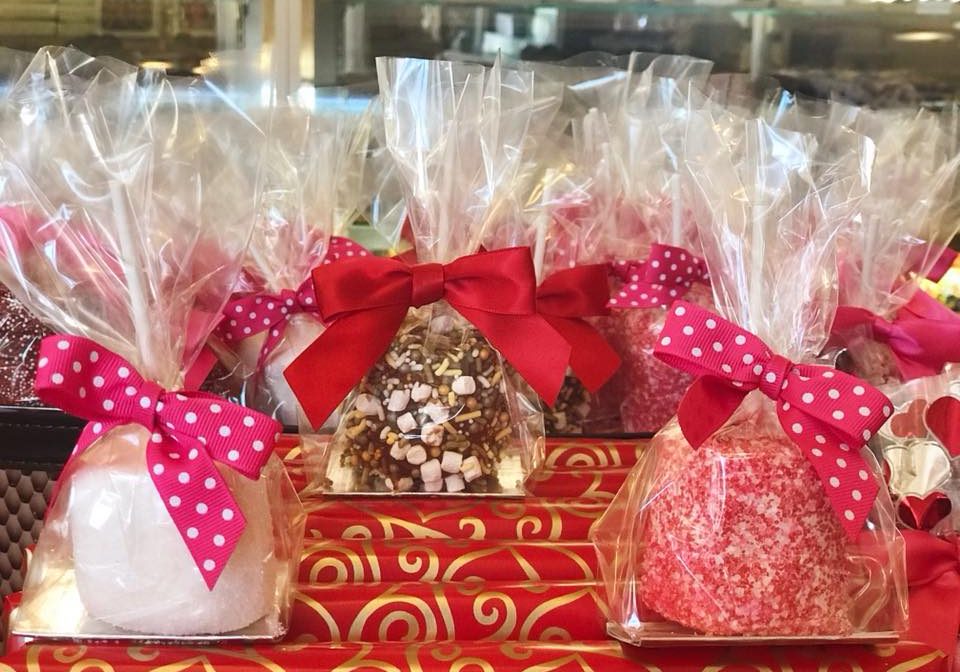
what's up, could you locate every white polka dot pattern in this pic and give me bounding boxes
[218,236,369,366]
[33,334,282,589]
[652,300,892,539]
[608,243,710,309]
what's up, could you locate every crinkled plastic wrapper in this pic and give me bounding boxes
[874,370,960,533]
[12,424,305,640]
[591,392,907,644]
[307,305,544,495]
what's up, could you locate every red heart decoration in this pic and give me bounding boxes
[925,396,960,458]
[890,398,928,438]
[898,492,953,531]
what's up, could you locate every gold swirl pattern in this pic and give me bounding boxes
[471,590,518,640]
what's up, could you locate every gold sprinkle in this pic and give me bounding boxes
[443,421,459,435]
[386,434,398,445]
[443,369,462,377]
[490,370,502,386]
[495,427,512,441]
[347,423,366,438]
[434,358,451,375]
[454,410,482,423]
[447,391,456,406]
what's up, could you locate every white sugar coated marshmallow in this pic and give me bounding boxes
[461,455,483,482]
[257,314,330,426]
[68,425,276,635]
[441,451,462,473]
[420,459,442,483]
[444,473,466,492]
[423,479,443,493]
[451,376,476,396]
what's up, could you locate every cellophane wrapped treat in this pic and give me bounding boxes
[591,109,907,643]
[827,107,960,386]
[292,57,565,495]
[215,103,372,426]
[0,52,304,640]
[874,369,960,534]
[574,76,715,434]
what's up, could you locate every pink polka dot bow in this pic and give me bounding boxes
[34,335,282,589]
[608,243,709,309]
[654,301,893,539]
[219,236,370,366]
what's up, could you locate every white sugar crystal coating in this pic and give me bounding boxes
[389,443,409,460]
[420,459,442,483]
[422,403,449,423]
[256,314,328,426]
[67,425,275,635]
[461,456,482,482]
[441,451,463,473]
[451,376,476,395]
[411,383,433,402]
[406,445,427,465]
[444,474,466,493]
[421,423,444,446]
[386,389,410,412]
[356,393,384,419]
[423,479,443,493]
[396,412,417,434]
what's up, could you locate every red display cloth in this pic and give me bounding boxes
[303,497,607,541]
[290,580,605,641]
[299,539,598,583]
[0,640,943,671]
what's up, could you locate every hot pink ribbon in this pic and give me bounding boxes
[218,236,370,366]
[654,301,893,539]
[608,243,709,309]
[831,291,960,381]
[34,335,281,589]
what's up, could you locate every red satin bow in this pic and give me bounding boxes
[536,265,620,392]
[904,530,960,667]
[35,335,281,589]
[831,291,960,381]
[285,247,570,429]
[654,301,893,539]
[219,237,371,366]
[608,243,709,309]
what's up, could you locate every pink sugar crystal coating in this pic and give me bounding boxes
[639,420,852,636]
[599,284,713,434]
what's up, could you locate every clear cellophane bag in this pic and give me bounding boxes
[214,101,372,427]
[591,106,907,643]
[575,73,715,434]
[828,106,960,385]
[0,49,304,640]
[302,57,551,496]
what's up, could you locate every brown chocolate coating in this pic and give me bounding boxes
[335,316,513,493]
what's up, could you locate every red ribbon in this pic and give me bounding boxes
[905,530,960,667]
[35,335,281,589]
[536,265,620,392]
[831,291,960,381]
[219,237,370,366]
[284,247,571,429]
[608,243,709,309]
[654,301,893,539]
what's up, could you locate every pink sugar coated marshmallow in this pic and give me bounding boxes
[639,419,852,636]
[600,284,713,434]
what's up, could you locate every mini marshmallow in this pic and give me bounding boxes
[423,479,443,493]
[421,423,444,446]
[420,459,442,483]
[461,456,483,482]
[356,393,384,419]
[397,412,417,434]
[445,473,466,493]
[384,477,395,491]
[430,315,454,333]
[422,403,449,423]
[441,451,463,473]
[389,443,409,460]
[451,376,476,396]
[406,445,427,465]
[397,477,414,492]
[387,389,411,412]
[411,382,433,402]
